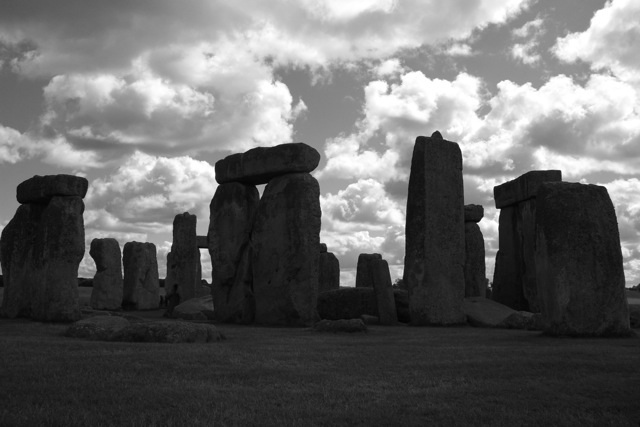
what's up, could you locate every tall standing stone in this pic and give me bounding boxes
[1,175,86,322]
[464,205,486,298]
[122,242,159,310]
[318,245,340,293]
[492,170,562,311]
[535,182,630,336]
[165,212,201,302]
[90,238,123,310]
[208,182,260,323]
[252,173,321,326]
[370,258,398,325]
[404,132,465,325]
[355,253,382,288]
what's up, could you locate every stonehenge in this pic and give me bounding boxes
[464,205,486,298]
[123,242,160,310]
[318,244,340,293]
[404,132,466,325]
[165,212,202,302]
[355,253,382,288]
[1,175,87,322]
[90,238,123,310]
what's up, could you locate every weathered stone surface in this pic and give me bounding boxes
[110,321,224,343]
[497,311,542,331]
[518,199,540,312]
[464,223,486,298]
[535,182,631,336]
[90,238,123,311]
[360,314,380,325]
[629,305,640,329]
[318,251,340,293]
[393,289,410,323]
[494,170,562,209]
[1,196,84,322]
[165,212,201,302]
[317,287,378,320]
[463,297,516,327]
[312,318,367,333]
[215,142,321,185]
[122,242,160,310]
[355,253,382,288]
[491,205,529,310]
[464,204,484,223]
[371,259,398,325]
[17,174,88,204]
[196,235,208,249]
[404,134,465,325]
[65,315,130,340]
[252,173,321,326]
[208,182,259,324]
[171,295,215,321]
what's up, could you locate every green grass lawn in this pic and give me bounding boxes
[1,316,639,427]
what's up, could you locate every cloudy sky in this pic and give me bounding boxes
[1,0,639,287]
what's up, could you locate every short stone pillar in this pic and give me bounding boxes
[492,170,562,311]
[464,205,486,298]
[1,174,87,321]
[404,131,465,325]
[370,258,398,325]
[355,253,382,288]
[90,238,123,310]
[165,212,201,302]
[122,242,160,310]
[535,182,630,336]
[319,243,340,293]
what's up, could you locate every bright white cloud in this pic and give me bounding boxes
[554,0,640,84]
[511,17,545,65]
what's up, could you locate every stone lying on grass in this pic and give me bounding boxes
[312,319,367,333]
[170,295,215,321]
[111,321,224,343]
[65,315,130,340]
[463,297,516,327]
[497,311,543,331]
[360,314,379,325]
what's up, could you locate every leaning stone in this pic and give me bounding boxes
[318,251,340,293]
[165,212,201,302]
[110,321,225,343]
[464,204,484,223]
[208,182,259,324]
[215,142,321,185]
[171,295,215,321]
[65,315,130,340]
[535,182,631,337]
[355,253,382,288]
[90,238,123,311]
[371,258,398,325]
[252,173,321,326]
[462,297,516,328]
[404,134,466,325]
[17,174,88,204]
[464,222,486,298]
[312,319,367,333]
[497,311,543,331]
[122,242,160,310]
[494,170,561,209]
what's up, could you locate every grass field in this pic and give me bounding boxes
[1,288,639,426]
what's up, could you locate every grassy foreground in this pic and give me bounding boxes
[0,316,639,427]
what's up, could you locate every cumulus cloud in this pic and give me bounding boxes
[511,17,545,65]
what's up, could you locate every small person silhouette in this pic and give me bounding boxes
[164,284,181,317]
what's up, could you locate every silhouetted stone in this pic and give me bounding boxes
[393,289,410,323]
[404,134,465,325]
[462,297,515,328]
[208,182,259,323]
[317,287,378,320]
[171,295,214,321]
[122,242,159,310]
[1,194,84,322]
[319,243,328,253]
[355,253,382,288]
[498,311,542,331]
[464,204,484,223]
[360,314,380,325]
[165,212,201,302]
[494,170,562,209]
[215,142,321,185]
[319,251,340,293]
[464,222,486,298]
[535,182,630,336]
[196,235,208,249]
[252,173,321,326]
[312,318,367,333]
[17,174,88,204]
[90,238,123,311]
[629,305,640,329]
[371,259,398,325]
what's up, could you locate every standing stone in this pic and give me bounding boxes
[464,223,486,298]
[492,170,562,311]
[165,212,201,302]
[355,253,382,288]
[371,258,398,325]
[122,242,159,310]
[215,143,321,185]
[404,132,465,325]
[90,238,123,310]
[1,175,86,322]
[252,173,321,326]
[319,250,340,293]
[535,182,630,336]
[208,183,259,323]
